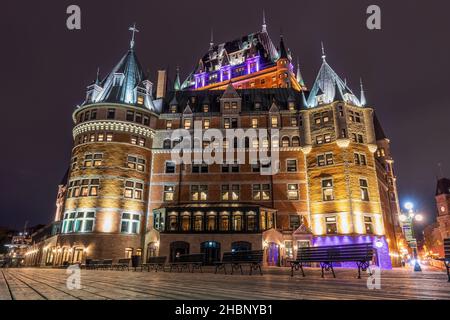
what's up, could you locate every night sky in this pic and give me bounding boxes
[1,0,449,231]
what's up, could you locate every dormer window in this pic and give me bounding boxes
[317,94,326,105]
[231,101,238,109]
[203,104,209,113]
[254,103,261,110]
[288,102,295,111]
[271,116,278,128]
[170,105,177,113]
[224,102,230,110]
[137,95,144,105]
[113,73,124,86]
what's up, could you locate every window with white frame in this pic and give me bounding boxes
[163,186,175,202]
[127,156,145,172]
[287,184,299,200]
[322,179,334,201]
[287,159,297,172]
[62,211,95,233]
[325,216,338,234]
[360,179,370,201]
[84,153,103,167]
[68,179,99,198]
[121,213,140,234]
[124,181,143,200]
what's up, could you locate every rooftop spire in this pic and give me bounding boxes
[296,58,305,87]
[128,23,139,49]
[262,9,267,32]
[95,67,101,85]
[209,28,214,50]
[321,41,326,61]
[360,78,367,106]
[174,66,181,91]
[278,34,288,60]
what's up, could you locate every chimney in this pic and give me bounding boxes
[156,70,167,99]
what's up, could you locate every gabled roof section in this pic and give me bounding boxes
[306,55,362,108]
[221,83,240,99]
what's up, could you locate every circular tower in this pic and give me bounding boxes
[56,38,158,264]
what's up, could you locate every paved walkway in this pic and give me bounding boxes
[0,267,448,300]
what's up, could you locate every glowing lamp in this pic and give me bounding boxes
[404,202,414,211]
[375,240,384,248]
[414,214,423,222]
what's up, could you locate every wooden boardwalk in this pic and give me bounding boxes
[0,267,448,300]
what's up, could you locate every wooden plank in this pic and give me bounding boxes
[0,270,12,300]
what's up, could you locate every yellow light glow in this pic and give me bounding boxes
[103,215,113,233]
[312,215,324,235]
[339,212,352,234]
[353,212,364,234]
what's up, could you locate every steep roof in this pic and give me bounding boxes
[162,88,308,114]
[306,55,361,108]
[436,178,450,196]
[373,113,387,140]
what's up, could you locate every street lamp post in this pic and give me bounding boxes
[400,202,423,272]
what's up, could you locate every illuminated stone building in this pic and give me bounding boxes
[25,20,402,269]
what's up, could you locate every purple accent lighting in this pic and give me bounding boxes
[312,235,392,270]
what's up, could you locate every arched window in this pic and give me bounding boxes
[232,211,243,231]
[181,212,191,231]
[220,211,230,231]
[246,211,256,231]
[168,211,178,231]
[291,136,300,147]
[194,212,203,231]
[281,136,290,147]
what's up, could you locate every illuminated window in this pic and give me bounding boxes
[360,179,370,201]
[364,216,374,234]
[291,117,298,126]
[89,134,95,142]
[207,212,216,231]
[224,102,230,110]
[191,185,208,201]
[316,135,324,145]
[138,138,145,147]
[170,105,177,113]
[251,118,258,128]
[106,133,113,142]
[318,153,334,166]
[166,120,172,130]
[314,114,321,124]
[203,119,210,129]
[62,211,95,233]
[224,118,230,129]
[222,185,239,201]
[124,181,143,200]
[231,101,238,109]
[137,96,144,105]
[131,136,137,145]
[67,179,99,198]
[163,186,175,202]
[287,184,299,200]
[194,213,203,231]
[97,133,104,142]
[203,104,209,113]
[322,112,329,123]
[127,156,145,172]
[324,134,331,143]
[220,212,230,231]
[121,213,140,234]
[281,137,290,147]
[252,184,271,200]
[288,102,295,111]
[322,179,334,201]
[247,212,256,231]
[325,216,337,234]
[84,153,102,167]
[233,212,243,231]
[184,119,191,130]
[271,116,278,128]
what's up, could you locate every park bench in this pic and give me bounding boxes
[289,243,374,279]
[82,259,100,270]
[436,238,450,282]
[112,258,131,271]
[141,256,167,272]
[169,254,204,273]
[97,259,113,270]
[214,250,264,275]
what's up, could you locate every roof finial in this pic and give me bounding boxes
[95,67,100,85]
[129,23,139,49]
[262,9,267,32]
[321,41,326,60]
[296,57,305,86]
[209,28,214,50]
[360,77,367,106]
